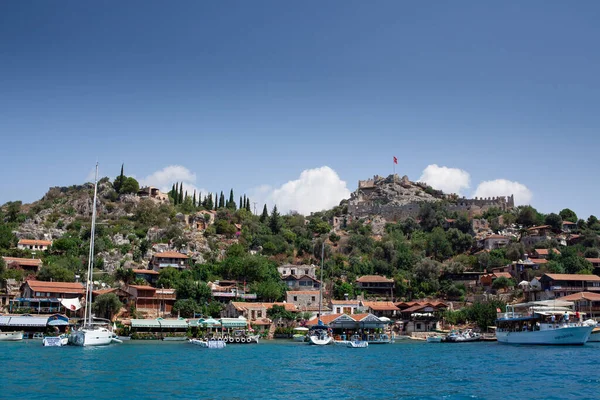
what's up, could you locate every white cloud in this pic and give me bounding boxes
[248,166,351,215]
[139,165,206,197]
[473,179,533,206]
[418,164,471,195]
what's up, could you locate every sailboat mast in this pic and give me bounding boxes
[83,163,99,328]
[319,241,324,319]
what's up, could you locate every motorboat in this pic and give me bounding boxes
[426,335,443,343]
[292,327,308,342]
[346,335,368,348]
[189,338,227,349]
[445,329,481,343]
[43,334,69,347]
[496,301,593,345]
[0,331,24,341]
[308,325,333,345]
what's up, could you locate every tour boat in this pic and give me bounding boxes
[68,164,120,347]
[496,300,593,345]
[189,338,227,349]
[0,331,24,341]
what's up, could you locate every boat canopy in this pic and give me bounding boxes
[510,300,574,308]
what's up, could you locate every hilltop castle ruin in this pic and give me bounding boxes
[347,174,514,221]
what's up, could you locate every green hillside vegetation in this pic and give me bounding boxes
[1,174,600,314]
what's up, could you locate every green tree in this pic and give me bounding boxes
[193,190,197,208]
[544,213,563,231]
[446,228,473,254]
[584,248,600,258]
[267,304,294,321]
[113,164,125,193]
[463,300,506,330]
[172,299,199,318]
[0,223,17,249]
[227,189,235,209]
[92,293,123,320]
[5,201,22,223]
[119,177,140,194]
[419,203,443,232]
[426,228,453,261]
[218,191,225,208]
[269,205,282,234]
[178,183,184,204]
[37,264,75,282]
[114,268,136,284]
[252,280,284,302]
[0,257,5,279]
[260,204,269,223]
[333,281,355,300]
[559,208,578,223]
[492,277,515,290]
[505,243,525,261]
[517,206,542,227]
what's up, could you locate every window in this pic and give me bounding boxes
[291,269,296,275]
[416,323,422,330]
[311,296,316,302]
[293,296,298,301]
[36,292,41,297]
[257,311,262,318]
[305,269,309,275]
[336,307,341,313]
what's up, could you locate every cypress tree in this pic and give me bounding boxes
[239,196,243,211]
[219,191,225,208]
[207,193,213,210]
[214,193,218,210]
[246,197,251,212]
[260,204,269,223]
[171,183,176,199]
[269,205,281,234]
[185,190,188,201]
[173,182,178,205]
[179,183,184,204]
[114,163,125,193]
[193,190,197,207]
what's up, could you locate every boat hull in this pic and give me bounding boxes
[497,326,593,345]
[587,329,600,342]
[43,335,69,347]
[0,331,24,341]
[69,328,115,347]
[190,338,227,349]
[347,341,368,348]
[308,336,333,345]
[427,337,442,343]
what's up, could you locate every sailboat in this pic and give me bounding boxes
[68,163,120,347]
[308,242,333,346]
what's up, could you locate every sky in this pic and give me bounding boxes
[1,1,599,218]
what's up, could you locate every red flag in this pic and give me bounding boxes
[393,156,398,164]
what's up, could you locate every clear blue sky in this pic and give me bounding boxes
[1,1,599,218]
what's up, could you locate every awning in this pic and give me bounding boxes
[200,318,221,327]
[47,314,70,326]
[130,318,189,329]
[131,319,162,328]
[220,318,248,328]
[0,316,49,327]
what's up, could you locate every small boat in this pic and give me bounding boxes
[0,331,24,341]
[189,338,227,349]
[346,335,368,348]
[32,332,44,340]
[426,335,443,343]
[43,334,69,347]
[292,327,309,342]
[584,320,600,342]
[445,329,481,343]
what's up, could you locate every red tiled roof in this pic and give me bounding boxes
[18,239,52,246]
[493,272,512,279]
[132,269,159,275]
[559,292,600,301]
[361,301,399,311]
[585,258,600,264]
[356,275,394,283]
[544,274,600,282]
[534,248,560,256]
[128,285,156,291]
[529,258,548,264]
[330,299,360,305]
[528,225,551,231]
[93,288,118,295]
[3,257,42,267]
[562,221,576,225]
[152,251,189,259]
[307,313,343,326]
[26,280,84,294]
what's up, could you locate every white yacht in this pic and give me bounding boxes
[68,164,120,347]
[0,331,24,341]
[307,325,333,345]
[496,300,593,345]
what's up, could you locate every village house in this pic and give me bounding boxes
[277,264,317,278]
[531,248,560,259]
[441,271,485,289]
[151,251,190,271]
[360,301,399,318]
[190,210,216,231]
[282,274,321,290]
[482,234,510,250]
[125,284,176,317]
[137,186,169,202]
[222,301,298,321]
[286,290,320,310]
[330,298,360,315]
[17,239,52,252]
[521,225,553,247]
[92,287,133,307]
[2,256,43,273]
[132,269,160,286]
[557,292,600,319]
[527,273,600,301]
[586,258,600,270]
[355,275,395,297]
[208,280,257,301]
[395,301,448,334]
[561,221,577,232]
[11,280,85,314]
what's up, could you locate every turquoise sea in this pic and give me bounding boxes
[1,340,599,399]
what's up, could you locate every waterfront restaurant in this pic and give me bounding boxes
[0,314,70,337]
[10,280,85,314]
[306,313,389,342]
